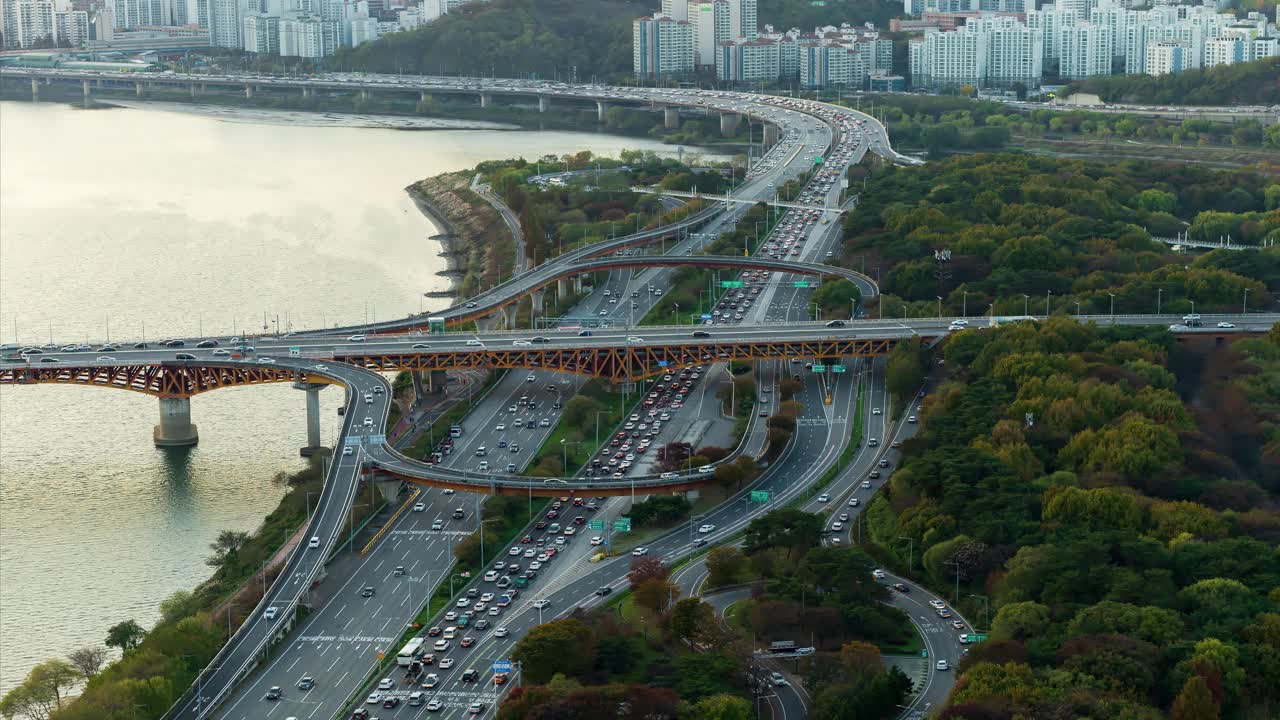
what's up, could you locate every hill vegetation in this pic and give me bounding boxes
[1068,57,1280,106]
[335,0,646,79]
[839,154,1278,319]
[867,319,1280,720]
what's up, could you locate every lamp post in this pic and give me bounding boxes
[560,439,581,474]
[1021,294,1029,317]
[594,411,610,449]
[1244,288,1250,314]
[961,290,968,318]
[1108,293,1116,324]
[478,517,500,569]
[936,296,942,320]
[1045,290,1052,317]
[1157,288,1163,316]
[449,572,467,601]
[897,536,914,570]
[1190,299,1195,318]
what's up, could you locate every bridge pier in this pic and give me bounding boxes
[372,476,404,503]
[720,112,742,137]
[244,84,254,99]
[557,276,570,298]
[664,107,680,129]
[596,100,609,122]
[301,87,311,99]
[82,80,90,99]
[135,81,144,98]
[763,123,779,147]
[359,88,369,101]
[154,397,199,447]
[538,96,551,113]
[419,90,431,103]
[294,382,326,456]
[189,83,198,99]
[410,370,426,402]
[480,93,493,109]
[29,77,38,100]
[531,289,546,318]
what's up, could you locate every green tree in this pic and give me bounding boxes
[667,598,716,647]
[158,589,201,625]
[990,601,1051,642]
[27,661,78,711]
[1172,675,1220,720]
[206,529,250,568]
[66,646,107,681]
[0,680,53,720]
[1136,188,1177,214]
[839,641,883,677]
[744,508,824,558]
[105,620,145,653]
[511,618,596,684]
[689,694,751,720]
[886,337,927,407]
[705,546,748,587]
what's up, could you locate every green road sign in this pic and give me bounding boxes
[750,490,771,502]
[969,634,988,643]
[614,518,632,532]
[832,365,847,373]
[720,280,744,288]
[813,364,827,372]
[815,156,824,164]
[588,520,605,531]
[793,281,810,288]
[921,649,928,658]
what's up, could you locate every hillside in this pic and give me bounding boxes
[335,0,647,79]
[1068,57,1280,106]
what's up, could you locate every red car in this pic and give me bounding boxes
[520,535,533,544]
[460,636,476,648]
[547,510,559,519]
[427,626,442,637]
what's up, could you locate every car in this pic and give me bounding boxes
[265,686,282,700]
[460,636,475,648]
[817,494,830,503]
[494,626,509,637]
[383,697,401,709]
[348,335,366,342]
[590,536,603,545]
[533,598,551,609]
[466,339,483,346]
[698,524,715,534]
[892,583,909,593]
[360,586,375,597]
[627,336,643,343]
[413,502,426,512]
[632,547,648,556]
[366,693,382,705]
[1217,322,1236,328]
[297,676,314,690]
[439,657,455,669]
[872,407,882,415]
[422,673,440,688]
[426,699,444,712]
[411,342,431,349]
[513,340,532,347]
[770,672,788,687]
[936,660,949,671]
[873,569,887,579]
[526,374,536,381]
[352,710,370,720]
[595,586,613,596]
[907,415,917,423]
[377,677,394,691]
[468,702,484,715]
[343,446,353,456]
[929,599,947,610]
[862,480,872,489]
[457,597,471,607]
[952,620,966,630]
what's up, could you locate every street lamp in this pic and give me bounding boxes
[936,296,942,320]
[943,558,960,603]
[961,290,968,318]
[478,517,500,569]
[1045,290,1052,317]
[1108,293,1116,324]
[1021,294,1029,317]
[897,536,914,570]
[1157,288,1163,316]
[594,411,610,448]
[560,439,581,474]
[1244,288,1250,314]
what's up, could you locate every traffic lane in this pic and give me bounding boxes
[877,572,969,715]
[217,489,464,718]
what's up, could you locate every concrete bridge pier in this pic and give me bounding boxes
[480,93,493,109]
[135,81,144,98]
[720,112,742,137]
[359,88,369,101]
[531,289,546,318]
[664,107,680,129]
[301,87,311,99]
[557,276,571,298]
[154,397,199,447]
[684,489,700,502]
[596,100,609,122]
[294,382,327,456]
[244,84,254,99]
[429,369,447,392]
[375,477,404,503]
[189,83,198,99]
[82,80,90,99]
[419,90,431,103]
[538,96,551,113]
[30,77,38,100]
[763,123,779,147]
[411,370,427,402]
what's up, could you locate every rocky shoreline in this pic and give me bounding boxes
[405,172,514,302]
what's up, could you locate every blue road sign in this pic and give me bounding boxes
[701,313,712,321]
[658,361,669,367]
[492,660,513,673]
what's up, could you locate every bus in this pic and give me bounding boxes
[397,638,425,666]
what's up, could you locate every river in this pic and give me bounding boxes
[0,99,704,691]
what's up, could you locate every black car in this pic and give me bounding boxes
[692,330,711,338]
[383,697,401,709]
[164,339,185,347]
[595,586,612,596]
[196,339,219,348]
[132,342,148,349]
[577,330,592,337]
[825,320,847,328]
[892,583,909,593]
[530,336,549,344]
[462,669,479,683]
[264,686,282,700]
[360,586,375,597]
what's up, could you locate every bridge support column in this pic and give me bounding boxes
[763,123,779,147]
[720,112,741,137]
[557,276,570,298]
[664,107,680,129]
[82,80,90,99]
[411,370,427,402]
[373,477,404,503]
[189,83,198,99]
[429,370,448,393]
[301,87,311,99]
[294,382,326,456]
[596,100,609,122]
[419,90,430,103]
[480,93,492,109]
[29,77,38,100]
[538,96,551,113]
[244,84,254,99]
[531,289,546,318]
[683,489,700,502]
[359,88,369,101]
[135,81,144,98]
[154,397,198,447]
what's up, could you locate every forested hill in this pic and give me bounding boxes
[1069,57,1280,106]
[335,0,903,78]
[334,0,646,78]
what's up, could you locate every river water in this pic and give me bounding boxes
[0,100,699,691]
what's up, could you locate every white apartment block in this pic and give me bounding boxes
[1058,22,1112,78]
[53,7,88,43]
[800,40,873,87]
[909,25,985,88]
[715,36,780,81]
[974,15,1042,87]
[727,0,755,39]
[111,0,171,29]
[1205,33,1279,67]
[633,12,694,79]
[1145,39,1193,75]
[348,12,374,44]
[209,0,254,47]
[689,0,729,66]
[662,0,687,21]
[277,11,337,56]
[760,25,801,77]
[8,0,53,46]
[241,11,276,51]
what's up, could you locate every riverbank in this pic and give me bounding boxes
[406,172,514,301]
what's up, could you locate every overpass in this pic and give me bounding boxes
[633,186,848,214]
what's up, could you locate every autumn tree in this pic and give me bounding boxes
[1172,675,1220,720]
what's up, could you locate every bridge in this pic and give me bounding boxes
[633,186,848,214]
[1152,234,1275,251]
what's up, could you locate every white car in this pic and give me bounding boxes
[532,598,550,609]
[494,627,508,638]
[632,547,648,556]
[872,569,887,580]
[1217,322,1236,329]
[377,678,394,691]
[698,524,715,534]
[363,417,374,427]
[366,693,382,704]
[348,335,367,342]
[526,374,536,381]
[495,423,506,431]
[413,503,426,512]
[872,408,881,415]
[951,319,969,326]
[590,536,603,545]
[817,494,830,503]
[466,339,483,346]
[626,336,643,344]
[936,660,949,671]
[929,599,947,610]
